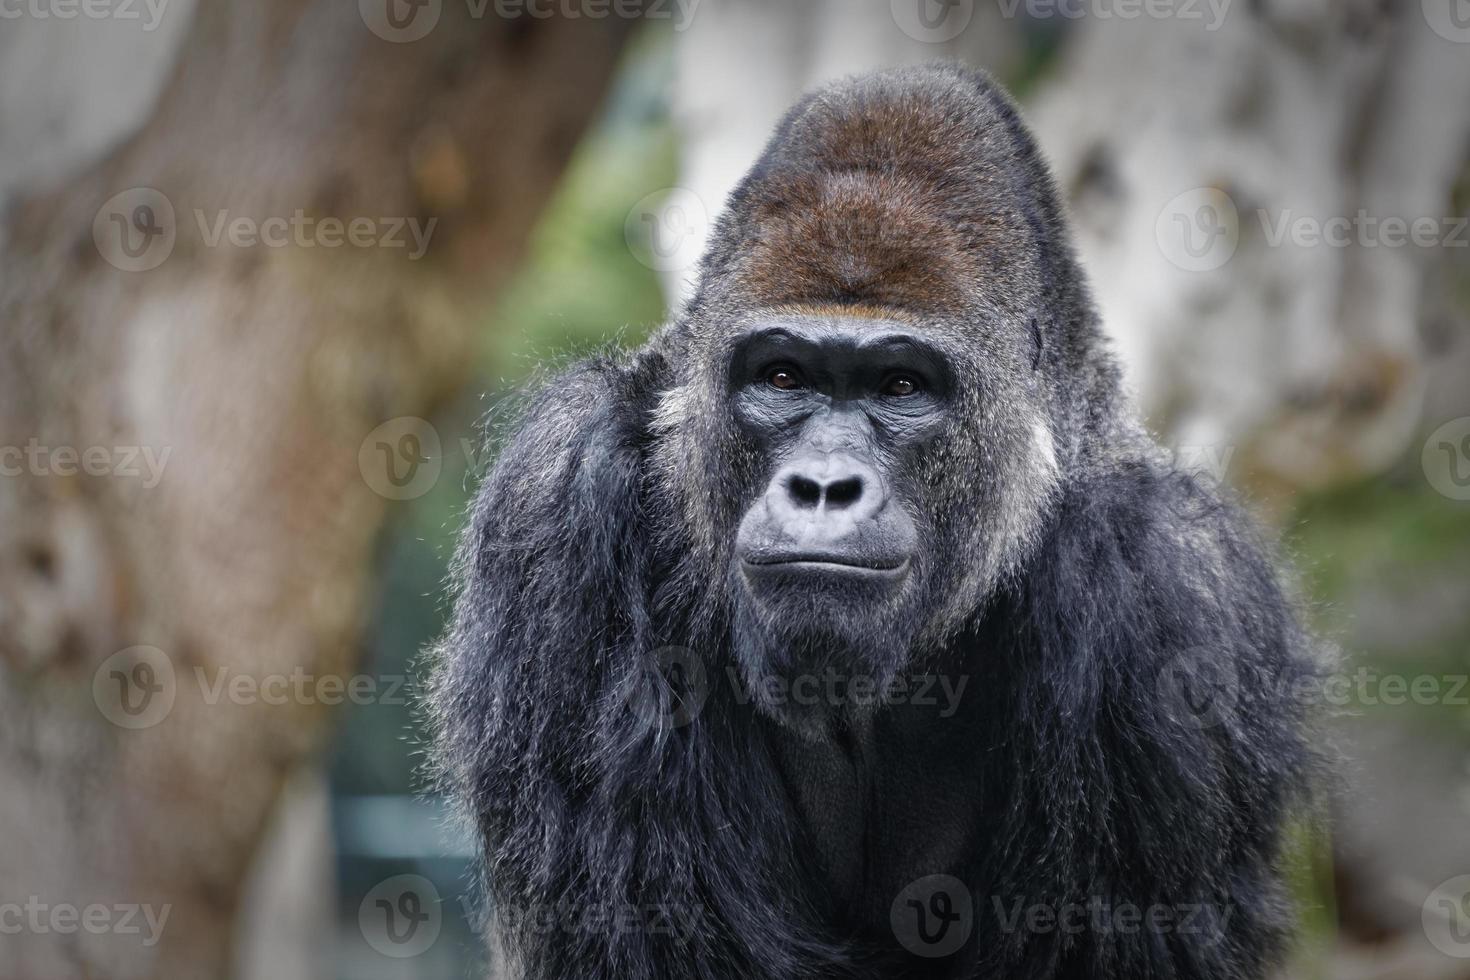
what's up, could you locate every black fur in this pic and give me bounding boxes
[430,65,1319,979]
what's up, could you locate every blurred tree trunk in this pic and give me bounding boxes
[0,2,633,977]
[1028,0,1470,501]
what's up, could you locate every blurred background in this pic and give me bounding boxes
[0,1,1468,977]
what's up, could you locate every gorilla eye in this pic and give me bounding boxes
[882,374,920,397]
[765,366,803,391]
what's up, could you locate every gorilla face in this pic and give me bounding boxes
[721,312,974,718]
[730,315,943,583]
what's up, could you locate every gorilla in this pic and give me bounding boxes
[431,64,1319,979]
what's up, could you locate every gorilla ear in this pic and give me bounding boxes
[1030,317,1043,371]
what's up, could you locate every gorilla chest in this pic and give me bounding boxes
[767,705,987,932]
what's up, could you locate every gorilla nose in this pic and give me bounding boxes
[773,456,883,524]
[739,453,913,576]
[786,472,863,511]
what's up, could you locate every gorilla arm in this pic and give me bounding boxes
[429,349,856,980]
[969,458,1319,979]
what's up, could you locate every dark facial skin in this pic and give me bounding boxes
[730,317,951,611]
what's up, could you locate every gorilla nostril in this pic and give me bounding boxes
[824,476,863,510]
[787,474,823,509]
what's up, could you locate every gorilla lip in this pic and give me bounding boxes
[741,553,910,575]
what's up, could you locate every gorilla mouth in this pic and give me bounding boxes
[742,552,910,575]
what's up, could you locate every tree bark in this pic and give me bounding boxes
[0,3,633,976]
[1027,0,1470,500]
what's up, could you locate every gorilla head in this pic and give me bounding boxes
[650,65,1098,717]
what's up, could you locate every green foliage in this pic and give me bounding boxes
[1288,474,1470,605]
[482,32,675,378]
[1286,471,1470,730]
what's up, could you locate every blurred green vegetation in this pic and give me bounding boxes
[480,42,674,373]
[1278,462,1470,975]
[1287,472,1470,735]
[1291,477,1470,606]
